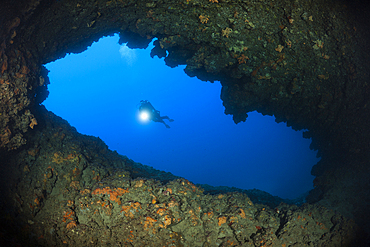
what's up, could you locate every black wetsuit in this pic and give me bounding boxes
[139,100,174,128]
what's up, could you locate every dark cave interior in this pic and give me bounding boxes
[0,0,370,245]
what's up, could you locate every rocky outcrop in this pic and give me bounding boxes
[0,0,369,245]
[0,105,362,246]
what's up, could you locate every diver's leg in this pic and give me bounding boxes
[162,116,174,122]
[161,119,170,128]
[157,118,171,128]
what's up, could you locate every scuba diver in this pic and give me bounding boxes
[138,100,174,128]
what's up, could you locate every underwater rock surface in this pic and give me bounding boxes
[0,106,361,246]
[0,0,369,245]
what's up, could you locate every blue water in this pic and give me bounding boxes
[43,34,320,199]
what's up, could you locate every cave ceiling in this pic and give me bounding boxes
[1,0,369,158]
[1,0,370,245]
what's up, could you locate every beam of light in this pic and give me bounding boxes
[139,111,150,122]
[119,44,137,65]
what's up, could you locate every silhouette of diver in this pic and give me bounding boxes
[139,100,174,128]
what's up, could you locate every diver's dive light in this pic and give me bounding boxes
[139,111,150,122]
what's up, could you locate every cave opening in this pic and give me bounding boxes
[43,34,320,199]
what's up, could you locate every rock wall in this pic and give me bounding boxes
[0,0,369,245]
